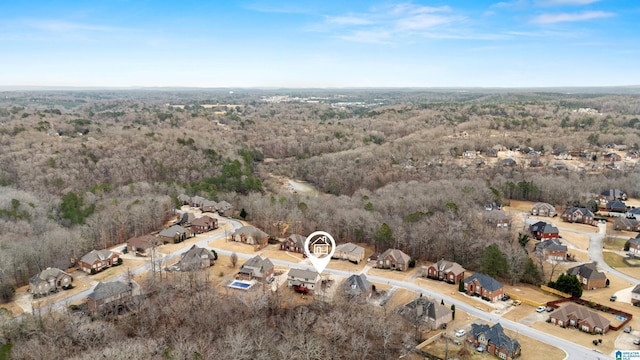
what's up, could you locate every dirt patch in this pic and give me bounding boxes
[384,288,419,310]
[504,283,559,304]
[260,248,305,263]
[367,266,420,282]
[208,237,259,255]
[559,231,590,251]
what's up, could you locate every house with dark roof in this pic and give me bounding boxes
[600,188,627,202]
[342,274,372,302]
[127,235,163,255]
[614,217,640,232]
[529,221,559,240]
[176,245,215,271]
[158,225,191,244]
[288,268,320,292]
[566,262,608,290]
[280,234,306,254]
[627,207,640,220]
[237,255,274,281]
[631,284,640,306]
[463,273,504,302]
[87,281,136,314]
[549,303,610,334]
[426,259,465,285]
[628,236,640,256]
[333,243,366,263]
[561,207,594,225]
[606,200,627,213]
[486,210,511,229]
[78,249,120,274]
[531,202,556,217]
[177,212,196,226]
[397,297,453,330]
[468,323,521,360]
[29,268,73,296]
[376,249,411,271]
[190,215,218,234]
[534,239,567,261]
[232,226,269,248]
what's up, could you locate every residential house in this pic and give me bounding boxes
[626,207,640,220]
[603,153,622,162]
[500,158,517,167]
[463,150,477,159]
[534,239,568,261]
[566,262,608,290]
[529,221,559,240]
[176,245,215,271]
[376,249,411,271]
[201,200,218,212]
[176,212,195,226]
[87,281,137,314]
[127,235,162,255]
[232,226,269,248]
[486,209,511,229]
[158,225,191,244]
[463,273,504,302]
[531,202,556,217]
[342,274,373,302]
[628,236,640,256]
[237,255,274,281]
[397,297,453,330]
[468,323,521,360]
[631,284,640,306]
[29,268,73,296]
[189,196,206,208]
[562,207,595,225]
[288,268,320,292]
[216,200,233,216]
[190,215,218,234]
[280,234,306,254]
[614,217,640,232]
[606,200,627,213]
[78,249,120,274]
[549,303,611,334]
[426,259,465,285]
[600,189,627,202]
[333,243,366,263]
[177,194,191,205]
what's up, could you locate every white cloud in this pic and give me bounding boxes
[531,10,614,23]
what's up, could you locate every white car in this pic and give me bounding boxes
[455,329,466,337]
[536,306,546,313]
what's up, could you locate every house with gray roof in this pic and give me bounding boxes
[237,255,274,281]
[463,273,504,302]
[333,243,365,263]
[216,200,233,215]
[600,188,627,202]
[288,268,320,292]
[469,323,521,359]
[158,225,191,244]
[531,202,556,217]
[566,262,607,290]
[549,303,610,334]
[280,234,306,253]
[529,221,559,240]
[87,280,141,314]
[606,200,627,213]
[614,217,640,232]
[534,239,568,261]
[397,297,453,330]
[127,235,163,255]
[176,245,215,271]
[342,274,372,301]
[426,259,465,285]
[376,249,411,271]
[78,249,120,274]
[29,268,73,296]
[631,284,640,306]
[201,199,218,212]
[232,226,269,248]
[486,209,511,229]
[629,236,640,256]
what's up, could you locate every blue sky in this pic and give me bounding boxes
[0,0,637,87]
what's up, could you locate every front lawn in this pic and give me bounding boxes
[602,252,628,268]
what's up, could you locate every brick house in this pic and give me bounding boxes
[606,200,627,213]
[614,217,640,232]
[29,268,73,296]
[232,226,269,248]
[397,297,453,330]
[549,303,610,334]
[190,215,218,234]
[78,249,120,274]
[486,209,511,229]
[333,243,366,263]
[599,188,627,203]
[127,235,163,255]
[158,225,191,244]
[280,234,306,254]
[468,323,521,360]
[561,207,594,225]
[176,245,215,271]
[531,202,556,217]
[529,221,559,240]
[237,255,274,281]
[534,239,568,261]
[87,281,134,314]
[376,249,411,271]
[464,273,504,302]
[628,236,640,256]
[566,262,608,290]
[426,259,465,285]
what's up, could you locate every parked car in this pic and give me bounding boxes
[502,294,510,301]
[633,338,640,345]
[453,340,461,345]
[546,306,554,312]
[610,295,617,302]
[513,300,522,306]
[455,329,466,337]
[624,326,632,333]
[476,346,485,352]
[536,306,546,313]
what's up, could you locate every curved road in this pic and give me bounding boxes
[30,215,614,359]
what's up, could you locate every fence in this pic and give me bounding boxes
[505,292,546,308]
[540,285,572,298]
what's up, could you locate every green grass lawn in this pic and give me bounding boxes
[0,343,12,360]
[602,252,628,267]
[602,237,628,251]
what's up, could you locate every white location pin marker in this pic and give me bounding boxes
[304,231,336,274]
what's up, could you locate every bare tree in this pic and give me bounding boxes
[230,252,238,268]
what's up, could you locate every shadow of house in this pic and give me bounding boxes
[29,268,73,296]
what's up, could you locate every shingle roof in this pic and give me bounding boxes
[191,215,215,227]
[87,281,131,301]
[289,268,319,280]
[470,323,520,355]
[564,207,594,217]
[240,255,273,274]
[158,225,187,238]
[178,245,215,270]
[287,234,306,248]
[567,262,607,281]
[532,202,555,211]
[601,189,626,199]
[29,268,69,285]
[632,284,640,295]
[551,303,610,330]
[380,248,411,265]
[233,226,268,240]
[629,237,640,246]
[433,259,465,276]
[335,243,365,257]
[464,273,503,292]
[535,239,567,252]
[399,297,452,323]
[343,274,372,296]
[80,249,115,264]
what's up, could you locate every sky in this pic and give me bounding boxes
[0,0,638,88]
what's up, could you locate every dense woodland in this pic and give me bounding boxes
[2,88,640,357]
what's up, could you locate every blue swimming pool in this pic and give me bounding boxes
[231,281,251,288]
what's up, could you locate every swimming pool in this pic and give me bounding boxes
[228,280,255,290]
